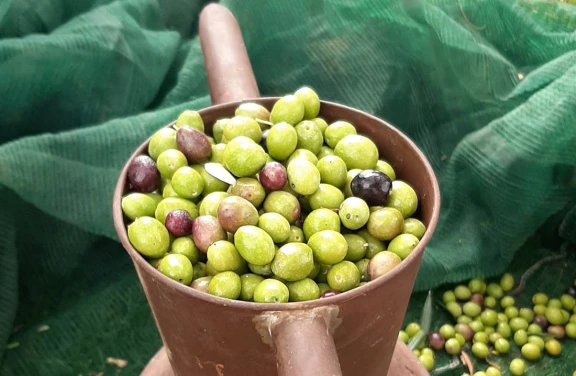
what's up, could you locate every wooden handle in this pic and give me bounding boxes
[199,4,260,105]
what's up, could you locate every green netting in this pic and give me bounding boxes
[1,0,575,375]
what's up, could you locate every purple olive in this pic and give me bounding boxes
[259,162,287,191]
[191,215,226,253]
[454,323,473,342]
[127,155,160,192]
[217,196,259,233]
[533,315,549,330]
[428,332,445,351]
[350,169,392,206]
[176,126,212,163]
[470,293,484,306]
[165,209,193,237]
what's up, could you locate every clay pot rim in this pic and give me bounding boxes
[112,97,441,311]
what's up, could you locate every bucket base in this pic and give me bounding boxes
[141,340,429,376]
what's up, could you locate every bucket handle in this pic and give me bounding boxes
[199,4,260,105]
[199,5,343,376]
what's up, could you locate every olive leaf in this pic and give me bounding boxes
[204,162,237,185]
[408,290,433,351]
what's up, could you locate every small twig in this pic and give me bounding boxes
[508,253,567,296]
[431,357,461,374]
[6,342,19,350]
[486,356,501,370]
[460,351,474,375]
[106,357,128,369]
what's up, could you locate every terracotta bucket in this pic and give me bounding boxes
[112,4,440,376]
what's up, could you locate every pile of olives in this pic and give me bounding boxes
[400,274,576,375]
[121,86,426,303]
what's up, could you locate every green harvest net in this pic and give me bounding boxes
[1,0,575,374]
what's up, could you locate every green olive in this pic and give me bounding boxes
[127,216,170,258]
[334,134,379,170]
[509,317,529,332]
[444,338,461,355]
[500,273,515,292]
[528,335,545,350]
[148,128,177,161]
[309,184,344,210]
[468,278,486,295]
[486,283,504,299]
[239,273,265,301]
[473,332,488,344]
[387,234,419,260]
[509,358,525,376]
[480,310,498,327]
[287,158,320,196]
[439,324,455,339]
[286,278,320,301]
[270,95,304,125]
[327,260,360,292]
[324,121,357,148]
[317,155,347,188]
[402,218,426,239]
[223,136,267,177]
[253,279,289,303]
[307,230,348,265]
[157,149,188,179]
[375,159,396,180]
[514,330,528,346]
[443,291,456,304]
[521,343,541,360]
[471,342,489,359]
[418,354,434,372]
[171,237,199,263]
[532,292,549,305]
[271,243,314,282]
[175,110,204,131]
[446,302,463,318]
[366,207,404,241]
[500,296,515,309]
[266,122,298,161]
[484,296,497,309]
[295,120,323,155]
[455,285,472,300]
[258,212,291,243]
[494,338,510,354]
[339,197,370,230]
[544,338,562,357]
[158,254,193,285]
[405,323,421,337]
[122,193,159,220]
[463,302,481,317]
[207,240,244,273]
[386,180,418,218]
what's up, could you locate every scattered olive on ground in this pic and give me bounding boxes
[399,271,576,374]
